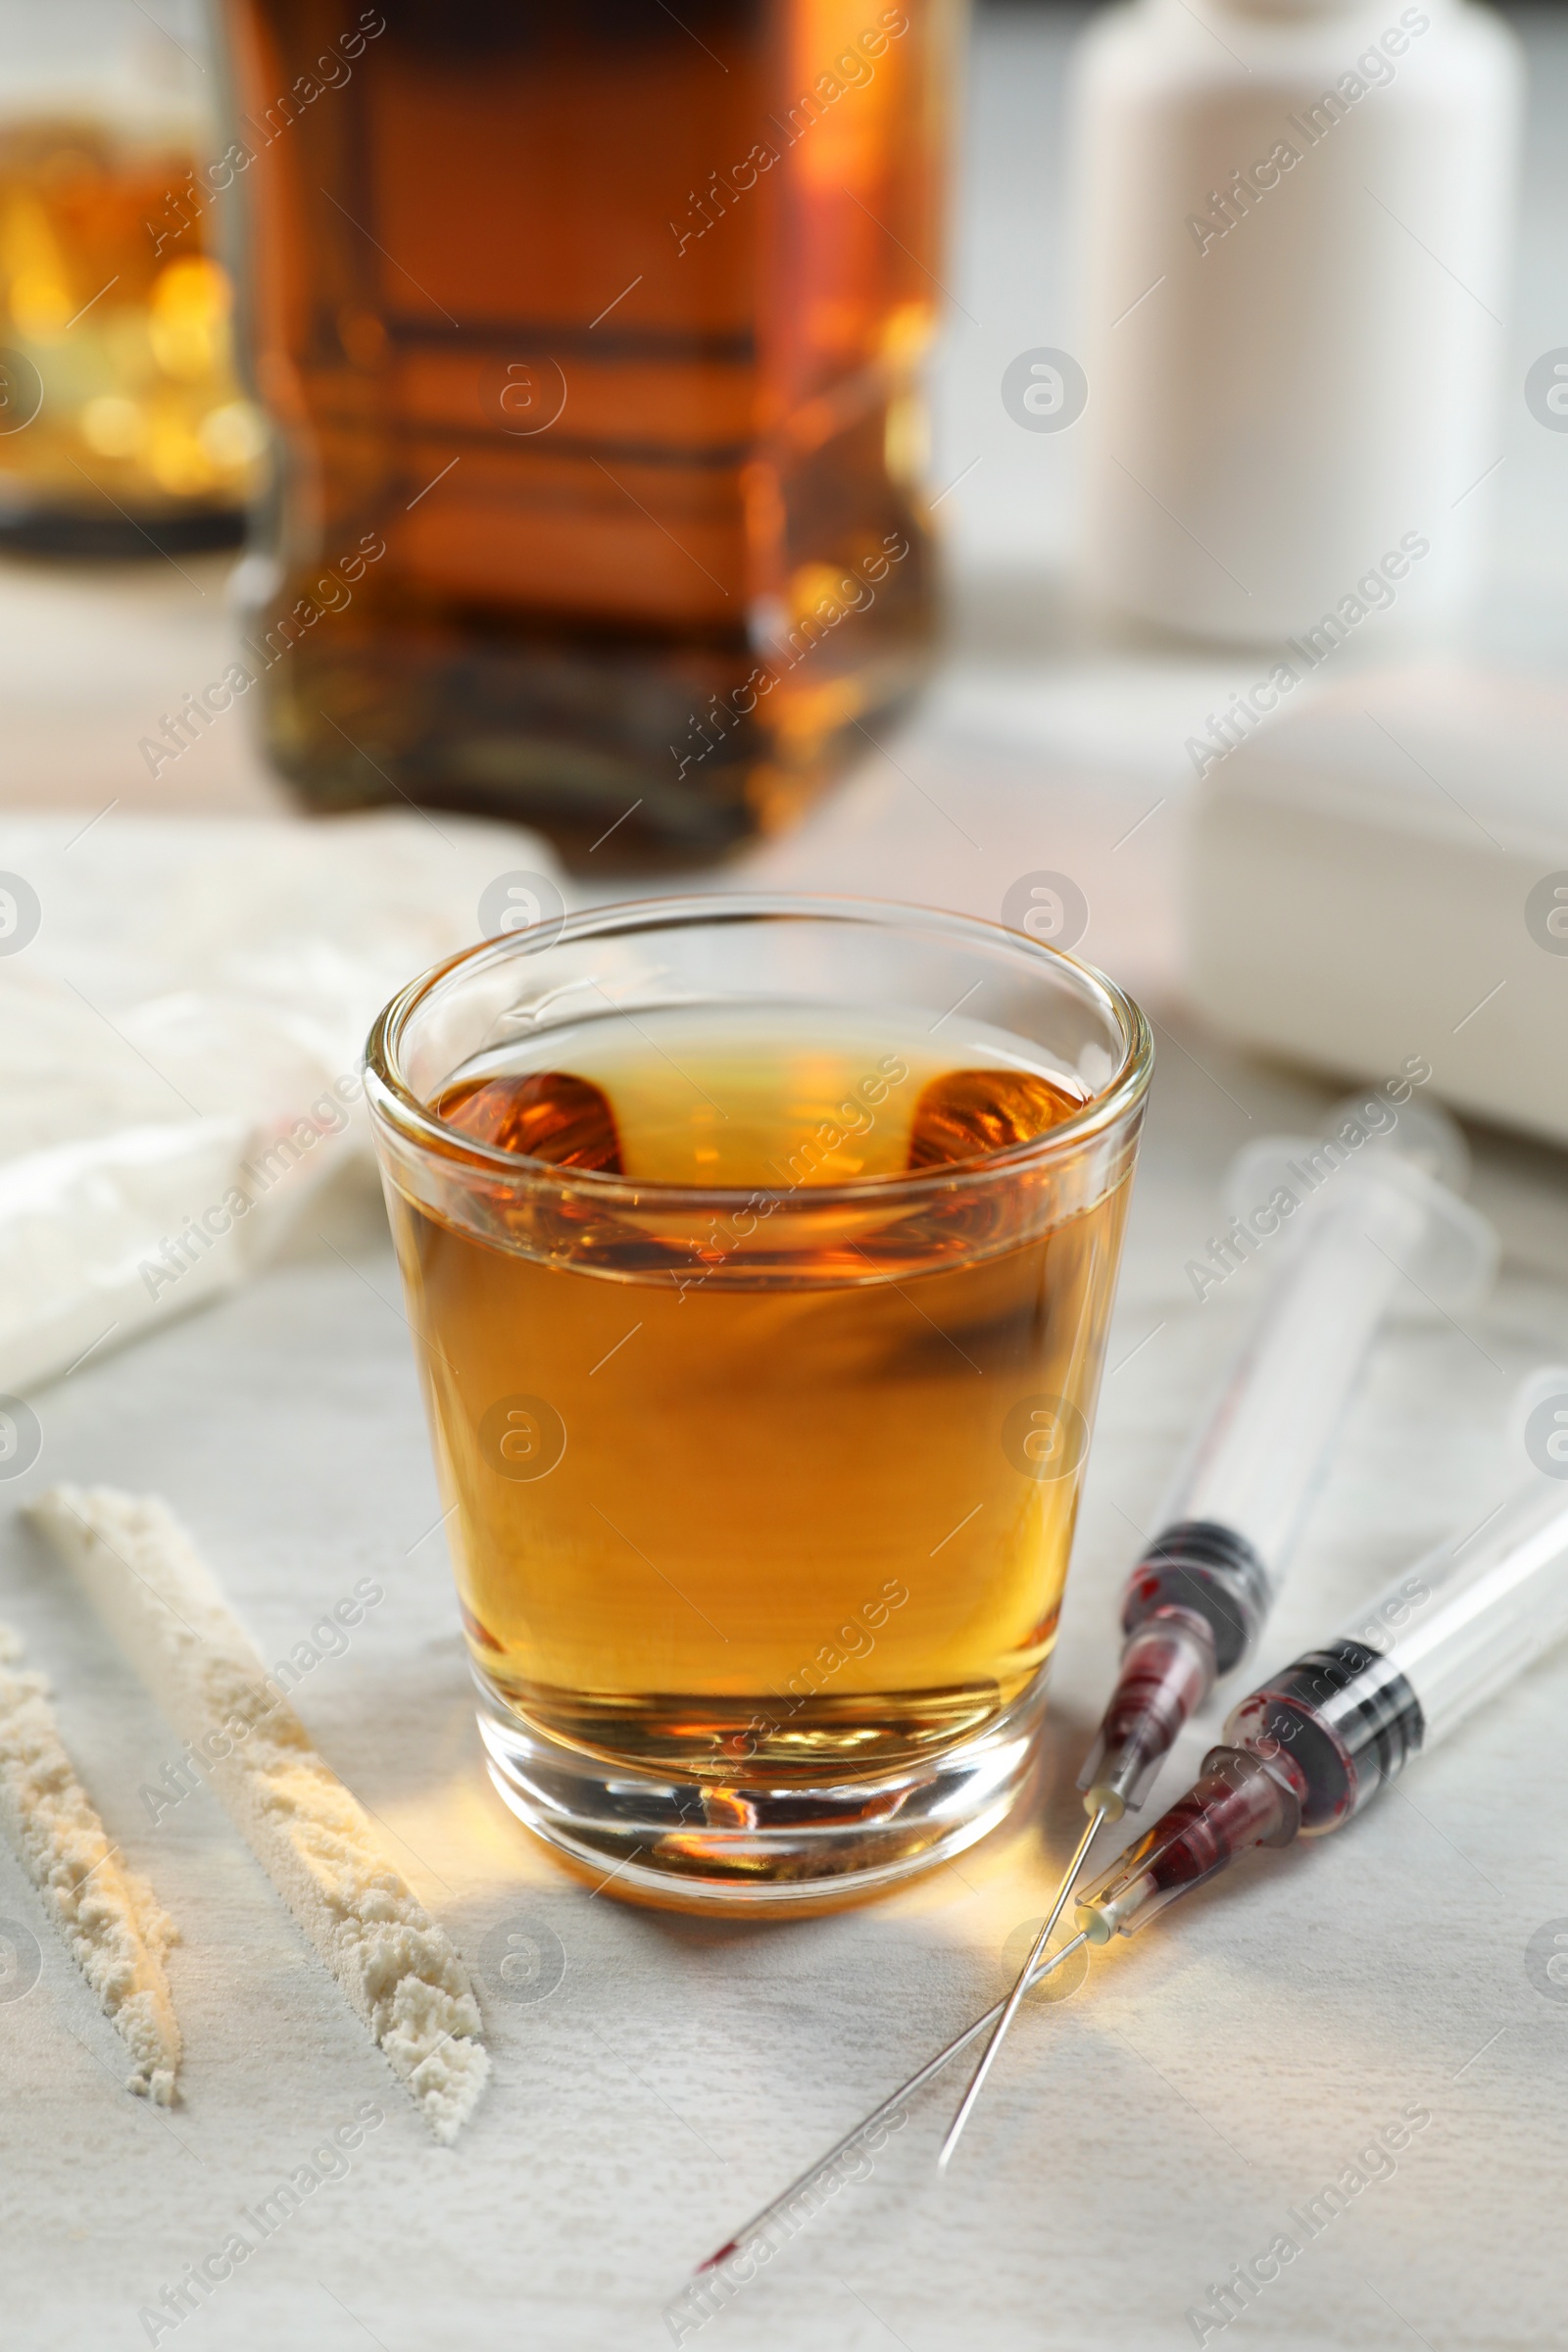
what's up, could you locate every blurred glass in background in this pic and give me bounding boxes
[222,1,958,866]
[0,1,264,555]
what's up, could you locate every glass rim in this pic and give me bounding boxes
[364,891,1154,1210]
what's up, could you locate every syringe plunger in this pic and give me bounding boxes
[1077,1520,1268,1817]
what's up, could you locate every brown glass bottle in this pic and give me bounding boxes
[221,0,955,865]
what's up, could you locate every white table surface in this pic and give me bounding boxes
[4,10,1568,2350]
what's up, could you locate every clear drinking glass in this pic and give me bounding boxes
[0,0,264,553]
[366,896,1152,1909]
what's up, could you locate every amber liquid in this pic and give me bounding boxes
[0,120,260,551]
[385,1008,1131,1784]
[226,0,949,862]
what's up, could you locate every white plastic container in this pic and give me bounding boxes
[1068,0,1522,646]
[1182,664,1568,1146]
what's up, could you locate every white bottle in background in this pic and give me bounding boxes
[1068,0,1522,647]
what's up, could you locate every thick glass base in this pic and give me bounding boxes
[254,623,929,871]
[476,1672,1049,1911]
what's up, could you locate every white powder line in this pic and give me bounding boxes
[0,1620,181,2104]
[30,1488,489,2143]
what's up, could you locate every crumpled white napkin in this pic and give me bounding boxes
[0,810,564,1396]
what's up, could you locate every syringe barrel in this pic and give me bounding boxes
[1228,1476,1568,1829]
[1153,1178,1419,1581]
[1335,1476,1568,1749]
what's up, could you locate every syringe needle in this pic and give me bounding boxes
[683,1931,1091,2285]
[935,1803,1107,2172]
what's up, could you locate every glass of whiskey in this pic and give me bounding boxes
[366,896,1152,1908]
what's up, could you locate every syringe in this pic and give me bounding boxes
[1081,1095,1494,1822]
[938,1094,1494,2163]
[1078,1460,1568,1941]
[683,1439,1568,2292]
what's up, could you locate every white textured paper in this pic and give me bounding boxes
[0,966,1563,2350]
